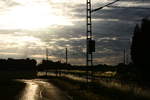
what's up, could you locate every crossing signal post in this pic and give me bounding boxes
[86,0,95,83]
[86,0,120,67]
[86,0,95,67]
[86,0,120,82]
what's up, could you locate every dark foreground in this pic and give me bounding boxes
[0,79,25,100]
[0,79,71,100]
[1,77,150,100]
[0,69,150,100]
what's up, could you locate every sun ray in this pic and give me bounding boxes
[0,2,73,30]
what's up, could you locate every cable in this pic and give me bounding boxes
[91,0,120,12]
[107,5,150,10]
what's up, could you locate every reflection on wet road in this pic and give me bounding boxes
[19,79,71,100]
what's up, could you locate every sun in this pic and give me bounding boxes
[4,5,73,30]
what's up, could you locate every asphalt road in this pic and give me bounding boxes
[19,79,72,100]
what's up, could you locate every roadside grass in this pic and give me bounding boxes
[48,77,102,100]
[47,76,150,100]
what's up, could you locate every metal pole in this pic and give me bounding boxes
[86,0,94,83]
[66,48,68,64]
[46,48,48,61]
[86,0,93,67]
[86,0,120,82]
[45,48,48,77]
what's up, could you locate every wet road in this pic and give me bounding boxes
[19,79,71,100]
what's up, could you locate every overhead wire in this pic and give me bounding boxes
[91,0,120,12]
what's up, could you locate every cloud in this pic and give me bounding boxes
[0,0,149,65]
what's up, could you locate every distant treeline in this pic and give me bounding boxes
[37,60,70,71]
[37,59,116,71]
[0,58,116,72]
[0,58,36,70]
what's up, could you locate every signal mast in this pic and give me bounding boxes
[86,0,120,66]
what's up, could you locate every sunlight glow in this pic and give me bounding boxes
[1,4,73,30]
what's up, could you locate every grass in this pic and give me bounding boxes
[46,76,150,100]
[48,77,102,100]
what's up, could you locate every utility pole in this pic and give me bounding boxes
[46,48,48,61]
[66,48,68,64]
[45,48,49,77]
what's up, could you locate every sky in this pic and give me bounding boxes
[0,0,150,65]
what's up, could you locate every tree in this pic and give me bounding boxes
[131,18,150,82]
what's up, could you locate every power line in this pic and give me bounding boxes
[108,5,150,10]
[91,0,120,12]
